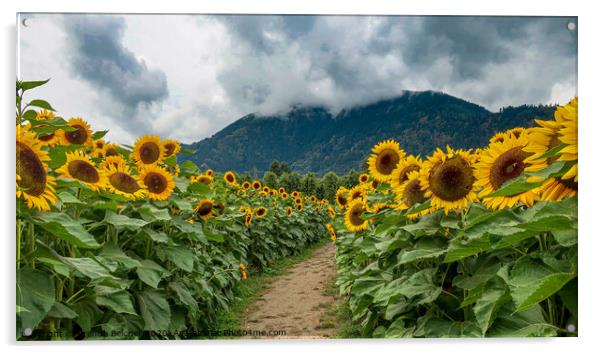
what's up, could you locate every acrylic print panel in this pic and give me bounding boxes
[16,13,578,340]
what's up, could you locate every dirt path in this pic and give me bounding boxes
[241,242,338,339]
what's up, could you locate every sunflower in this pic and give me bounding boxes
[29,119,61,147]
[296,203,303,212]
[254,206,268,218]
[91,148,105,159]
[205,168,214,177]
[326,223,337,241]
[390,155,422,189]
[103,143,120,157]
[348,185,366,202]
[475,134,538,209]
[103,163,146,199]
[327,205,336,218]
[295,197,303,205]
[489,127,527,144]
[162,139,181,158]
[259,191,267,197]
[358,173,369,184]
[281,192,288,199]
[35,109,55,121]
[93,139,106,150]
[138,165,175,201]
[223,171,237,185]
[250,180,260,190]
[394,171,427,210]
[99,155,128,171]
[286,206,293,217]
[270,189,278,197]
[335,187,349,209]
[16,127,57,211]
[132,135,164,165]
[192,174,213,185]
[344,199,370,232]
[245,211,253,226]
[368,203,393,214]
[524,99,578,201]
[194,199,214,220]
[56,150,106,191]
[367,139,405,182]
[262,186,270,194]
[57,117,93,146]
[420,147,478,214]
[291,191,300,198]
[310,196,317,203]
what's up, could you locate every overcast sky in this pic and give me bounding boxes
[18,14,577,144]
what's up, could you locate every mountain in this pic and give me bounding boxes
[181,91,555,176]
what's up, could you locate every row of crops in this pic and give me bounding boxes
[15,80,332,340]
[330,98,578,337]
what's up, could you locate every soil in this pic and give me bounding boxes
[241,242,338,339]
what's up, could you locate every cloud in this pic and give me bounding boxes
[62,15,169,119]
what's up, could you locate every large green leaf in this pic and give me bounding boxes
[445,235,491,262]
[136,260,167,288]
[95,286,137,315]
[169,281,199,315]
[473,278,510,335]
[507,256,576,312]
[71,299,102,333]
[158,246,196,272]
[33,212,100,249]
[488,303,557,337]
[136,290,171,331]
[100,244,141,270]
[62,257,117,280]
[397,238,447,265]
[396,268,441,304]
[104,211,149,230]
[16,268,55,338]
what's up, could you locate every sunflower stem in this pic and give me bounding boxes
[27,222,35,269]
[17,219,22,269]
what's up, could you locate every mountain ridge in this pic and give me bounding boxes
[181,91,555,176]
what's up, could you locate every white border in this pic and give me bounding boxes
[3,1,601,354]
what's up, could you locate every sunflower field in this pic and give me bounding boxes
[15,80,332,340]
[330,98,578,337]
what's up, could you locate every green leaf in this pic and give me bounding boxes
[16,268,56,338]
[138,204,171,222]
[158,246,196,272]
[507,256,576,312]
[136,260,167,288]
[104,211,149,230]
[397,238,447,265]
[405,199,431,215]
[71,300,102,333]
[48,302,78,319]
[557,278,578,317]
[28,99,55,111]
[19,79,50,91]
[22,109,37,120]
[141,228,169,243]
[203,227,224,242]
[397,268,441,304]
[180,160,200,173]
[58,191,84,205]
[62,257,117,280]
[92,130,108,140]
[473,278,510,335]
[445,236,491,262]
[33,212,100,249]
[100,244,141,270]
[422,318,481,338]
[169,282,199,315]
[95,286,137,315]
[488,303,557,337]
[136,290,171,331]
[482,174,543,198]
[535,143,568,160]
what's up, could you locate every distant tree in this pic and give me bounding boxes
[263,171,279,188]
[286,172,302,192]
[268,160,282,176]
[280,162,291,175]
[300,173,318,196]
[240,172,252,183]
[321,172,340,201]
[342,169,360,188]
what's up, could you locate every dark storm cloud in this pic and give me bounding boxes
[63,15,168,113]
[215,15,577,114]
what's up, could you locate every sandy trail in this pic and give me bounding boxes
[241,242,338,339]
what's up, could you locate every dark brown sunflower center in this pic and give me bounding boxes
[164,143,176,157]
[360,175,368,182]
[403,179,426,206]
[337,195,348,205]
[68,160,100,183]
[109,172,141,193]
[16,142,46,196]
[139,142,160,164]
[376,149,401,175]
[253,183,260,189]
[398,164,420,184]
[144,172,167,193]
[105,147,119,157]
[349,206,365,226]
[429,157,475,202]
[65,125,88,145]
[198,176,211,185]
[351,191,363,199]
[489,147,531,190]
[256,208,266,216]
[197,202,212,216]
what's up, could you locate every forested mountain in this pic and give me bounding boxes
[182,91,555,175]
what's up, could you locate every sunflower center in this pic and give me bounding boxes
[105,147,118,157]
[376,149,401,175]
[429,156,475,202]
[109,172,141,193]
[398,164,420,184]
[349,205,365,226]
[337,195,348,205]
[403,179,426,206]
[16,142,47,196]
[489,147,531,190]
[197,202,212,216]
[144,172,167,193]
[139,142,160,164]
[65,125,88,144]
[257,209,266,216]
[68,160,100,183]
[164,143,176,157]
